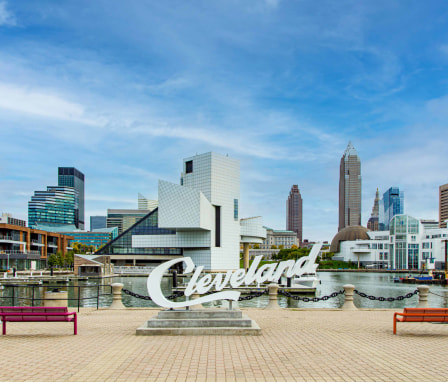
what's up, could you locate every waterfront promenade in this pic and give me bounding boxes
[1,308,448,381]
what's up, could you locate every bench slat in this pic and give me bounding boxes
[0,307,77,335]
[394,309,448,334]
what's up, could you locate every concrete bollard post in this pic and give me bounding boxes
[341,284,357,310]
[265,283,281,310]
[189,292,205,310]
[109,283,125,309]
[416,285,430,308]
[44,290,68,307]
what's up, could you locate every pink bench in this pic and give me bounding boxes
[0,307,77,335]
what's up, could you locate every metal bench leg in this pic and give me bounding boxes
[74,314,77,335]
[2,320,6,335]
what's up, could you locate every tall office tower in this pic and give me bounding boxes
[440,183,448,228]
[367,189,380,231]
[338,142,362,231]
[138,193,158,211]
[28,186,78,228]
[90,216,107,230]
[380,187,404,230]
[58,167,85,229]
[286,185,303,244]
[106,209,150,234]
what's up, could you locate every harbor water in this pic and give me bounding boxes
[1,272,447,309]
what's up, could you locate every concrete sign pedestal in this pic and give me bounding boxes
[136,309,261,336]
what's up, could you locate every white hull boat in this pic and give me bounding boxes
[281,274,321,288]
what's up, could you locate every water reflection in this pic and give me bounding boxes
[1,272,447,309]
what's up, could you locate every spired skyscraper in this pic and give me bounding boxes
[338,142,361,231]
[58,167,85,229]
[286,185,303,244]
[367,189,380,231]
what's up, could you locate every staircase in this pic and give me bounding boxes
[136,309,261,336]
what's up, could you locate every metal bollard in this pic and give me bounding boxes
[265,283,281,310]
[341,284,357,310]
[416,285,430,308]
[109,283,125,309]
[172,270,178,288]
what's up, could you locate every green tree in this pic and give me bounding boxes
[271,245,277,249]
[253,244,260,249]
[47,254,59,268]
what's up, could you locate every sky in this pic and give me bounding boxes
[1,1,448,241]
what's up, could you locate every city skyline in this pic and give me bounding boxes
[1,1,448,241]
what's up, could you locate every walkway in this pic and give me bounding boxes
[1,308,448,381]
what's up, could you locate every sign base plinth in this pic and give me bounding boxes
[136,309,261,336]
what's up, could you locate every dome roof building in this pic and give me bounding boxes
[330,225,370,253]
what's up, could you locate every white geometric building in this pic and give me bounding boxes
[332,214,448,270]
[98,152,266,271]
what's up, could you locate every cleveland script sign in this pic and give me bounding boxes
[147,243,322,308]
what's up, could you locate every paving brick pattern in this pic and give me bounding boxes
[1,308,448,381]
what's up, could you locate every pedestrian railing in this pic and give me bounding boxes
[0,284,113,312]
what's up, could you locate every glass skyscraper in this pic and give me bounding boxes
[380,187,404,230]
[90,216,107,230]
[28,186,78,228]
[58,167,85,229]
[338,142,361,231]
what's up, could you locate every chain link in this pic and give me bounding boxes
[354,289,418,302]
[238,289,268,301]
[278,289,345,302]
[429,290,448,298]
[122,289,183,301]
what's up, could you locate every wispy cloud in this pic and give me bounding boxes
[0,83,103,126]
[0,1,15,26]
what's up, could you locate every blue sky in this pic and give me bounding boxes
[1,1,448,241]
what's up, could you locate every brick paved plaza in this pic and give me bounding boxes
[1,308,448,381]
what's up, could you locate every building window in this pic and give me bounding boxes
[185,160,193,174]
[215,206,221,247]
[234,199,238,221]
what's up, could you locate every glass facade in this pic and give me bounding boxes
[58,167,85,229]
[381,187,404,230]
[97,209,181,256]
[90,216,107,230]
[28,186,78,228]
[390,215,420,269]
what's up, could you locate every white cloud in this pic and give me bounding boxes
[0,1,15,26]
[0,82,103,126]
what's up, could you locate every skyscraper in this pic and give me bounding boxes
[367,188,380,231]
[286,185,303,244]
[379,187,404,230]
[90,216,107,230]
[338,142,361,231]
[58,167,85,229]
[138,193,158,211]
[439,183,448,228]
[28,186,78,228]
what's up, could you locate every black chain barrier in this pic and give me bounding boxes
[122,289,184,301]
[354,289,418,302]
[279,289,345,302]
[122,288,269,302]
[429,290,447,298]
[238,289,268,301]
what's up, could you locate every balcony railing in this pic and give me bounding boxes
[113,266,157,274]
[0,250,41,256]
[0,235,21,241]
